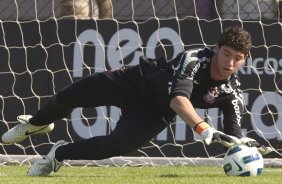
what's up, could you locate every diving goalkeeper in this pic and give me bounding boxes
[1,26,273,176]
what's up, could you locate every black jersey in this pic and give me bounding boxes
[139,47,243,138]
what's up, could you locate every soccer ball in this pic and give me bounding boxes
[223,144,263,176]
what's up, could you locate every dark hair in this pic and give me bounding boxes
[217,26,252,56]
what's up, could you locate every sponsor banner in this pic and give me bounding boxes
[0,19,281,157]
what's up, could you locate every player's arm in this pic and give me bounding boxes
[170,95,240,147]
[220,92,274,155]
[170,95,202,128]
[220,93,244,139]
[169,51,240,147]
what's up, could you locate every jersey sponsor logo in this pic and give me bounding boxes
[231,98,242,126]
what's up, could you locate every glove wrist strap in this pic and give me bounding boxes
[194,121,210,134]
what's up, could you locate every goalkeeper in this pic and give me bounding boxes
[1,26,271,176]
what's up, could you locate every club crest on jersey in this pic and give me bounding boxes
[204,87,220,104]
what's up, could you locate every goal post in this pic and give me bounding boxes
[0,0,282,167]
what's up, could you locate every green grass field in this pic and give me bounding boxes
[0,165,282,184]
[0,166,282,184]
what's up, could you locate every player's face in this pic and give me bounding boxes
[211,45,246,80]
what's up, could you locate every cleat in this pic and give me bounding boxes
[1,115,54,144]
[27,140,68,176]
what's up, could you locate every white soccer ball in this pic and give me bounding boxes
[223,144,264,176]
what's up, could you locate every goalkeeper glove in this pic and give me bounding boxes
[195,121,240,147]
[240,137,275,155]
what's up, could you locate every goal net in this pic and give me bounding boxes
[0,0,282,167]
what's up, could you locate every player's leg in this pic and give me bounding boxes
[27,105,173,176]
[27,140,68,176]
[1,114,56,144]
[56,109,169,160]
[30,66,143,125]
[29,70,132,126]
[2,67,142,144]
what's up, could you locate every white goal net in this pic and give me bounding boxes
[0,0,282,167]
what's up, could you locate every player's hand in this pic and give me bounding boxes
[200,127,241,147]
[240,137,274,155]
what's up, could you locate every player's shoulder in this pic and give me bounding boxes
[197,47,214,61]
[182,46,213,62]
[169,47,213,72]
